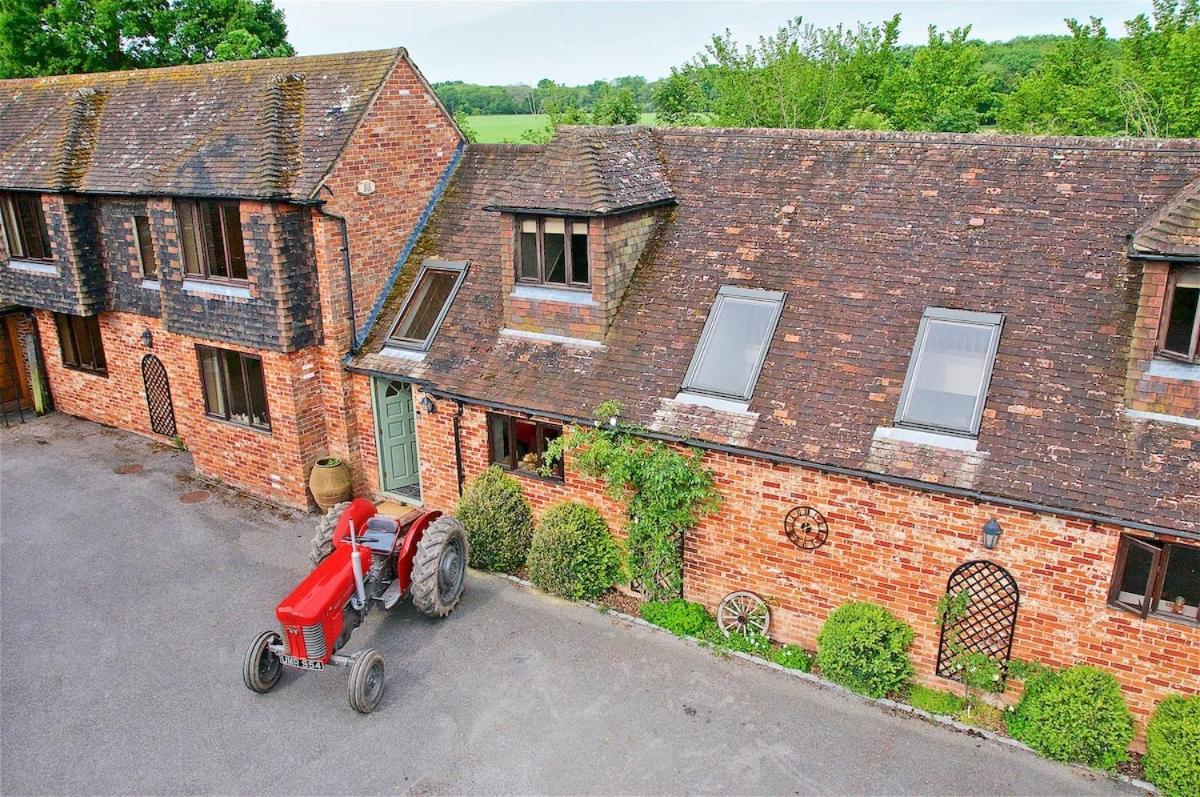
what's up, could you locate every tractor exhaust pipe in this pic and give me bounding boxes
[349,519,367,608]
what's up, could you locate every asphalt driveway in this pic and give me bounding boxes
[0,414,1136,796]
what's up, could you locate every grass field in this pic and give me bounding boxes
[467,113,659,143]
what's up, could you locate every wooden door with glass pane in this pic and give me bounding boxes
[373,379,420,494]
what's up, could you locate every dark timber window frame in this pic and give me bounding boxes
[485,412,564,481]
[1107,534,1199,627]
[894,307,1004,438]
[386,260,469,351]
[54,313,107,375]
[133,215,158,279]
[1157,266,1200,364]
[515,216,590,288]
[176,200,247,282]
[196,345,271,432]
[1,192,52,262]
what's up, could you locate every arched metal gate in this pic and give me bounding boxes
[936,560,1020,683]
[141,353,177,438]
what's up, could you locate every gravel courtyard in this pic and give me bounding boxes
[0,414,1137,796]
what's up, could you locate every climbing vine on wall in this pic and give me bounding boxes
[542,401,721,602]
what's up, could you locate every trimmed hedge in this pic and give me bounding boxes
[815,602,914,698]
[1006,664,1133,770]
[1144,694,1200,797]
[456,466,533,572]
[526,501,621,600]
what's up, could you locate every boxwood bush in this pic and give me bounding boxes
[1006,664,1133,770]
[1144,694,1200,797]
[526,501,621,600]
[455,465,533,572]
[815,602,914,698]
[770,644,813,672]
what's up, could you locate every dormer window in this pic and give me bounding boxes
[681,286,786,402]
[387,260,468,350]
[896,308,1003,437]
[1,193,51,261]
[1159,266,1199,363]
[518,217,589,287]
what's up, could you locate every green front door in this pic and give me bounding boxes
[373,379,420,493]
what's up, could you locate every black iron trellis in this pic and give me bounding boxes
[935,560,1020,684]
[141,354,177,438]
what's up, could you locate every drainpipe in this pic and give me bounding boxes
[452,400,465,496]
[313,203,358,354]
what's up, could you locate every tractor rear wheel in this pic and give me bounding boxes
[347,649,385,714]
[411,516,468,618]
[243,630,283,694]
[310,501,351,568]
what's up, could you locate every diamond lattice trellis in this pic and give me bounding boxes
[935,560,1020,683]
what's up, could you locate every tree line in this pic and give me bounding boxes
[444,0,1200,139]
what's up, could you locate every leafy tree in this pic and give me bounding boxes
[522,80,591,143]
[890,25,993,132]
[0,0,293,78]
[652,69,708,125]
[592,85,640,125]
[998,18,1123,134]
[1121,0,1200,136]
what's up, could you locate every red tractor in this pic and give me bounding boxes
[242,499,468,713]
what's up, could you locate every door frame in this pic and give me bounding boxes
[370,377,424,505]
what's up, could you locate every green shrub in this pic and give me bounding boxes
[709,628,774,657]
[526,501,621,600]
[815,602,914,698]
[1007,657,1054,682]
[455,466,533,572]
[771,644,813,672]
[1007,664,1133,770]
[908,684,966,715]
[1144,694,1200,797]
[641,599,718,638]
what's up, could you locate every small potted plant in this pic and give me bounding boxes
[1171,595,1186,615]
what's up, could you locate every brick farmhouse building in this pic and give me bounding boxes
[346,126,1199,727]
[0,49,463,506]
[1,52,1197,733]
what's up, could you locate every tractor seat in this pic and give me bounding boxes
[357,515,400,554]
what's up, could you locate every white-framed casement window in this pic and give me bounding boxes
[386,260,468,350]
[680,286,786,403]
[895,307,1004,437]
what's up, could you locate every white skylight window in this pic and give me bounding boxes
[386,260,468,351]
[895,307,1004,437]
[680,286,786,402]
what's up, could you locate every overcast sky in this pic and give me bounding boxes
[275,1,1154,85]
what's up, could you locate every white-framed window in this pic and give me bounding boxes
[895,307,1004,437]
[386,260,468,350]
[681,286,786,402]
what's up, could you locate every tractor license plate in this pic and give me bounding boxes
[278,653,324,670]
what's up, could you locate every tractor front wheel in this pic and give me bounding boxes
[411,516,468,618]
[243,630,283,694]
[347,649,385,714]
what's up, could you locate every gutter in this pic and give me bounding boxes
[1127,249,1200,264]
[410,384,1200,544]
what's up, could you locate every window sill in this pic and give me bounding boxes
[1146,357,1200,382]
[511,284,597,306]
[203,413,272,436]
[7,259,57,275]
[671,391,752,414]
[380,345,427,362]
[499,328,603,349]
[140,279,160,291]
[183,279,251,299]
[872,426,978,452]
[494,462,564,485]
[1125,408,1200,429]
[61,364,108,378]
[1107,601,1199,629]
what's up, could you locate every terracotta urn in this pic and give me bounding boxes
[309,457,352,511]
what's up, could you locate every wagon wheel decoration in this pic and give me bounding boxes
[717,591,771,638]
[783,505,829,550]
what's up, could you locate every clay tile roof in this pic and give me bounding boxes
[354,127,1200,537]
[1131,176,1200,258]
[485,125,674,215]
[0,49,403,200]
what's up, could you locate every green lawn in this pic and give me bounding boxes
[467,113,659,143]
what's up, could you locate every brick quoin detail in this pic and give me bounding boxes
[369,390,1197,738]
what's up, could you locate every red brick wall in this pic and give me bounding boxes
[34,309,325,507]
[399,395,1199,735]
[1127,260,1200,417]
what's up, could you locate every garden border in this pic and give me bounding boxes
[489,569,1159,796]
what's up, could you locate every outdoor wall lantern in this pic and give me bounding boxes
[982,518,1003,550]
[140,329,153,349]
[419,395,436,415]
